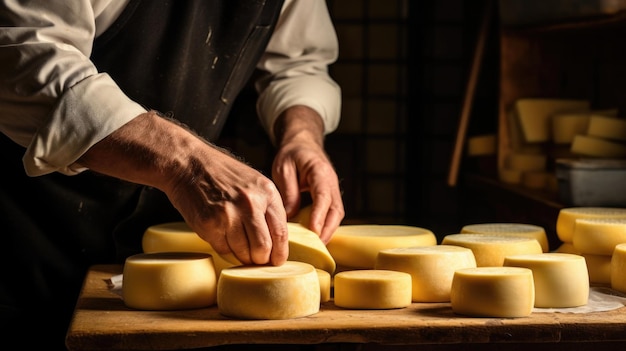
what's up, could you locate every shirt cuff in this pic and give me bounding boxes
[23,73,147,176]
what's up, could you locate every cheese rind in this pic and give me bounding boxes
[611,243,626,293]
[441,234,542,267]
[316,269,332,303]
[461,223,549,252]
[217,261,320,319]
[503,253,588,308]
[572,218,626,255]
[333,270,412,309]
[122,252,217,310]
[556,207,626,243]
[327,225,437,269]
[375,245,476,302]
[451,267,535,318]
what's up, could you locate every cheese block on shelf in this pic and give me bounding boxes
[514,98,590,143]
[611,243,626,293]
[333,270,412,309]
[570,134,626,158]
[441,234,542,267]
[551,112,591,144]
[503,253,588,308]
[450,267,535,318]
[461,223,549,252]
[582,253,612,285]
[326,225,437,269]
[375,245,476,302]
[217,261,320,320]
[122,252,217,310]
[556,207,626,243]
[572,218,626,255]
[467,134,497,156]
[587,115,626,141]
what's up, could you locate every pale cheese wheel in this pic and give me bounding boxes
[505,152,547,172]
[326,225,437,269]
[122,252,217,310]
[611,243,626,293]
[461,223,549,252]
[333,270,412,309]
[572,218,626,255]
[467,134,496,156]
[503,253,588,308]
[375,245,476,302]
[316,269,332,303]
[217,261,320,319]
[441,234,542,267]
[450,267,535,318]
[514,98,589,143]
[287,222,336,274]
[582,253,612,285]
[498,167,522,184]
[556,207,626,243]
[587,115,626,141]
[570,134,626,158]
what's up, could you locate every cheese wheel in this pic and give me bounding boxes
[611,243,626,293]
[326,225,437,269]
[467,134,496,156]
[556,207,626,243]
[375,245,476,302]
[498,167,522,184]
[441,234,542,267]
[553,242,580,254]
[587,115,626,141]
[450,267,535,318]
[122,252,217,310]
[503,253,588,308]
[571,134,626,158]
[461,223,549,252]
[514,98,589,143]
[217,261,320,319]
[287,222,336,274]
[572,218,626,255]
[582,254,612,285]
[333,270,412,309]
[289,205,312,227]
[316,269,332,303]
[505,152,547,172]
[551,113,591,144]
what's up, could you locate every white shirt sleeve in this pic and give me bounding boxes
[255,0,342,145]
[0,0,145,176]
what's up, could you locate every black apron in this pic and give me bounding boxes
[0,0,283,347]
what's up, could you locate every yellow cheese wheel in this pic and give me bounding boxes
[461,223,549,252]
[572,218,626,255]
[582,253,612,285]
[333,270,412,309]
[587,115,626,141]
[289,205,312,227]
[316,269,332,303]
[571,134,626,158]
[556,207,626,243]
[441,234,542,267]
[505,152,547,172]
[375,245,476,302]
[450,267,535,318]
[122,252,217,310]
[326,225,437,269]
[467,134,496,156]
[611,243,626,293]
[217,261,320,319]
[286,222,336,274]
[514,98,589,143]
[498,167,523,184]
[503,253,588,308]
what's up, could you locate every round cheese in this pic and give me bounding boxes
[217,261,320,320]
[441,234,542,267]
[467,134,496,156]
[571,134,626,158]
[461,223,549,252]
[556,207,626,243]
[375,245,476,302]
[551,112,590,144]
[554,242,580,254]
[122,252,217,310]
[287,222,336,274]
[316,269,332,303]
[450,267,535,318]
[326,225,437,269]
[503,253,588,308]
[611,243,626,293]
[582,253,612,285]
[572,218,626,255]
[333,270,412,309]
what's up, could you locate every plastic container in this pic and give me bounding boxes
[556,158,626,206]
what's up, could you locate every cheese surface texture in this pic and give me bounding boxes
[450,267,535,318]
[122,252,217,310]
[375,245,476,302]
[333,270,412,309]
[217,261,320,320]
[287,222,336,274]
[327,225,437,268]
[556,207,626,243]
[504,253,588,308]
[441,234,542,267]
[572,218,626,255]
[461,223,549,252]
[611,243,626,293]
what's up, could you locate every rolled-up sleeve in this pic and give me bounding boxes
[255,0,341,144]
[0,0,145,176]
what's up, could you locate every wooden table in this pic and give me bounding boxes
[65,265,626,351]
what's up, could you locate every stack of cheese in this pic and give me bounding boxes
[555,207,626,285]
